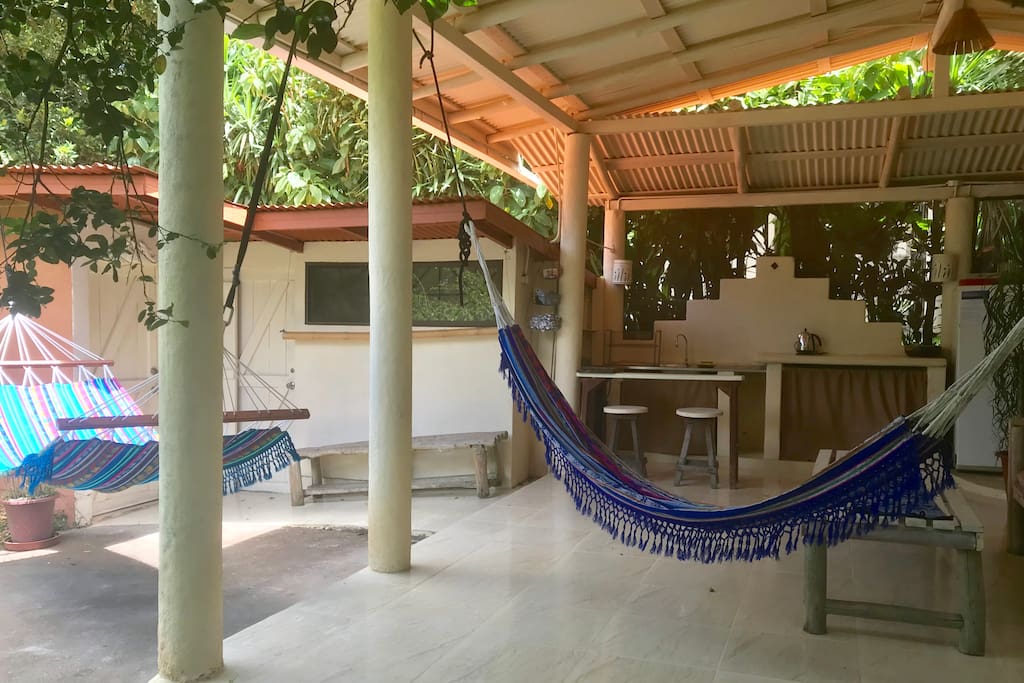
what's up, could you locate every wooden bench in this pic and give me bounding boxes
[803,448,986,656]
[288,431,507,506]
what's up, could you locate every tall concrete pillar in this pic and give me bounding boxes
[602,207,626,336]
[942,196,975,365]
[367,1,413,573]
[152,2,224,681]
[554,133,592,411]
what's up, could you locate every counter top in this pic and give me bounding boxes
[759,353,946,368]
[577,368,744,381]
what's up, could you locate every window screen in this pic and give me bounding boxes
[305,260,502,326]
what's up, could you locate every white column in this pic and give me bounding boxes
[152,3,224,681]
[602,207,626,337]
[554,133,591,411]
[367,1,413,573]
[941,196,975,365]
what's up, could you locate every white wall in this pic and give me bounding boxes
[649,256,904,366]
[226,238,517,450]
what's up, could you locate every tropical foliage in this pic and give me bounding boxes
[620,48,1024,339]
[1,0,512,324]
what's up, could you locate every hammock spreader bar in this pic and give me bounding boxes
[57,408,312,431]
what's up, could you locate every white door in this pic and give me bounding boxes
[230,279,292,414]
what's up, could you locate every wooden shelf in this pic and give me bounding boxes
[282,327,498,342]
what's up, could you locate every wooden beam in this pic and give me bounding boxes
[729,127,748,193]
[282,327,499,342]
[580,25,927,119]
[506,0,717,70]
[411,7,577,133]
[57,408,312,431]
[604,151,734,171]
[932,52,950,98]
[582,90,1024,134]
[638,0,703,82]
[448,0,550,33]
[542,0,920,98]
[930,0,965,48]
[447,97,517,124]
[809,0,829,17]
[610,181,1024,210]
[879,117,905,188]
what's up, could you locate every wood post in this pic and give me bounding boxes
[803,538,828,635]
[367,0,414,573]
[1007,417,1024,555]
[958,548,986,655]
[151,3,225,681]
[553,133,592,411]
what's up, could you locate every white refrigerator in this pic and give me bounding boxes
[955,280,1001,471]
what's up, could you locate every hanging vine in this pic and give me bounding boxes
[0,0,476,324]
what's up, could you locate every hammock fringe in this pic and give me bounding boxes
[17,428,301,497]
[498,332,954,564]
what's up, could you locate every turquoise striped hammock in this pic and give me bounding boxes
[465,219,1024,563]
[1,314,300,496]
[18,427,299,496]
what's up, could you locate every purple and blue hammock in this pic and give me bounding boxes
[465,219,1024,563]
[0,314,302,496]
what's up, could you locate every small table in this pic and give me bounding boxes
[578,369,744,488]
[803,448,985,655]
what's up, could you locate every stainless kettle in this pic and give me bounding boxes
[794,328,823,354]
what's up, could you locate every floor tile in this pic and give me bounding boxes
[719,628,860,683]
[593,612,732,670]
[567,654,716,683]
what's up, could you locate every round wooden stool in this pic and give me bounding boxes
[674,407,723,488]
[604,405,648,476]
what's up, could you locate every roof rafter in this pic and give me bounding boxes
[448,0,550,33]
[542,0,920,99]
[582,26,927,118]
[582,74,1024,136]
[409,7,577,133]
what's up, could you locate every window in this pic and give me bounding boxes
[305,261,502,326]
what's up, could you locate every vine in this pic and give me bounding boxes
[0,0,476,325]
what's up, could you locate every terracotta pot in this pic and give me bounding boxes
[997,450,1010,490]
[3,495,56,544]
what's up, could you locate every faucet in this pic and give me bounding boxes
[674,333,689,367]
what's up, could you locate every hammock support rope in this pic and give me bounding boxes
[463,218,1021,563]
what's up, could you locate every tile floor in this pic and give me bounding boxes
[213,458,1024,682]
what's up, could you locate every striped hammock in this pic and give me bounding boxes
[464,219,1024,563]
[17,427,299,496]
[0,377,154,472]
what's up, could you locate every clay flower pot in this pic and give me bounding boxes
[2,494,59,551]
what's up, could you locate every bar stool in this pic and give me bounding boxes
[604,405,648,476]
[674,407,723,488]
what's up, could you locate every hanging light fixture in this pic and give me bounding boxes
[932,7,995,55]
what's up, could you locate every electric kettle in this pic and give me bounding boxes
[794,329,823,354]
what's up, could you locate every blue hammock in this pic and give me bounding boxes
[464,219,1023,563]
[17,427,299,496]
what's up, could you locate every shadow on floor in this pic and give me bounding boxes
[0,524,369,682]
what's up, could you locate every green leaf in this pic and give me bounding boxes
[231,23,266,41]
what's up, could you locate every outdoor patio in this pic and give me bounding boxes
[212,461,1024,682]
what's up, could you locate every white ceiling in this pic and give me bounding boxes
[226,0,1024,205]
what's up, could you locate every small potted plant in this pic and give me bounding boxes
[1,477,60,551]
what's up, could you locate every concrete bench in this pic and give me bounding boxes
[803,448,985,656]
[288,431,507,506]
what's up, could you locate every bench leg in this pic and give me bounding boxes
[289,462,305,507]
[958,549,986,656]
[473,447,490,498]
[804,539,828,635]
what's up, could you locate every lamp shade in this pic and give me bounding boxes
[932,8,995,55]
[610,259,633,285]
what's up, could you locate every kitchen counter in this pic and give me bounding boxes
[577,367,747,488]
[760,353,947,460]
[760,353,946,368]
